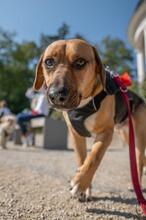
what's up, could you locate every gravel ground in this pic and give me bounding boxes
[0,136,146,220]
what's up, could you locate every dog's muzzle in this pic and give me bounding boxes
[47,84,81,110]
[48,85,69,107]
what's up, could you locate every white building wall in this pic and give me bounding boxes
[136,50,145,83]
[144,28,146,67]
[134,19,146,83]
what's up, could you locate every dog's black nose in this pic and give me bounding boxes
[48,86,69,105]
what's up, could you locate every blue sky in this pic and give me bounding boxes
[0,0,138,48]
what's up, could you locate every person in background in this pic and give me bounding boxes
[0,100,11,118]
[0,100,16,149]
[16,86,50,147]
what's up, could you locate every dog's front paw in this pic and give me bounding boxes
[70,177,92,201]
[70,180,80,197]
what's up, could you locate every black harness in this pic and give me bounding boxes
[68,70,144,137]
[68,90,107,137]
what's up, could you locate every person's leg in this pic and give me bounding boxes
[17,112,45,147]
[17,112,33,147]
[0,128,7,148]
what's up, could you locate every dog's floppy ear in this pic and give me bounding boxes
[33,54,44,91]
[92,46,105,88]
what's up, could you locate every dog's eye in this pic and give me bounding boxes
[73,58,87,69]
[45,58,55,68]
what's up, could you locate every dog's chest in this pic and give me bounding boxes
[84,109,109,136]
[68,100,102,137]
[84,113,97,136]
[68,96,114,137]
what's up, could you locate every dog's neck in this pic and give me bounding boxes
[77,96,93,108]
[77,85,104,109]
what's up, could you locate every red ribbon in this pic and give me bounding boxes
[113,74,146,216]
[119,72,132,87]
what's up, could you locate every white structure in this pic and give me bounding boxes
[128,0,146,84]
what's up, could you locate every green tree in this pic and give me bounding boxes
[98,36,134,74]
[39,23,69,51]
[97,36,140,94]
[0,28,39,113]
[141,80,146,98]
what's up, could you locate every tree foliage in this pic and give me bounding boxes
[39,23,69,51]
[141,80,146,98]
[0,29,39,113]
[97,36,134,74]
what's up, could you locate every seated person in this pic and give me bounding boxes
[0,100,11,117]
[17,87,50,147]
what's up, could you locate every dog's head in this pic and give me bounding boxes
[33,39,105,110]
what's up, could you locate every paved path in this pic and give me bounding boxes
[0,136,146,220]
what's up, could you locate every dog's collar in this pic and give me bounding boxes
[78,89,107,113]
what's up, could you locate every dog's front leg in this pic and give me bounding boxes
[69,128,87,166]
[69,128,92,200]
[70,128,114,198]
[64,112,87,166]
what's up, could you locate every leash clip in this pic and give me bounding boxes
[111,72,119,78]
[120,86,128,93]
[92,99,98,111]
[111,72,128,93]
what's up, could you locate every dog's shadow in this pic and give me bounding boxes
[86,195,144,219]
[128,187,146,194]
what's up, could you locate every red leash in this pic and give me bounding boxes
[113,74,146,216]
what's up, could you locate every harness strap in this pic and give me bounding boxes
[113,74,146,216]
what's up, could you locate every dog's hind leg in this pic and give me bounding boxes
[115,121,129,147]
[135,133,145,185]
[133,104,146,186]
[143,156,146,175]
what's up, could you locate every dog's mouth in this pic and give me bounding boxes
[47,89,81,111]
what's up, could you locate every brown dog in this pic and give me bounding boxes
[33,39,146,200]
